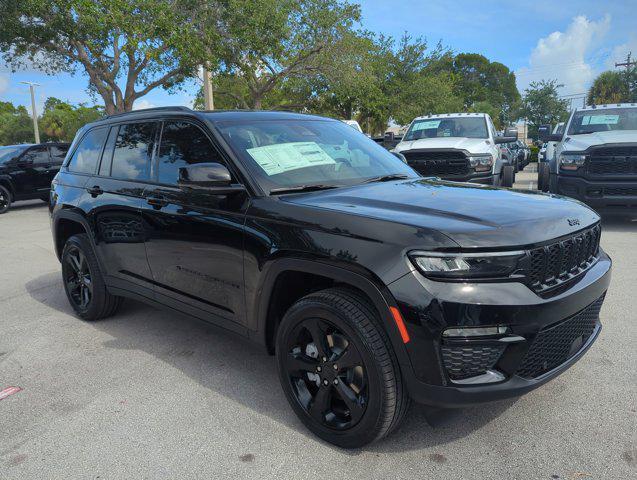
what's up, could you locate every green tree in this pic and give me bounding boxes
[40,98,104,142]
[0,0,201,114]
[0,103,34,145]
[519,80,570,137]
[587,70,632,104]
[192,0,361,110]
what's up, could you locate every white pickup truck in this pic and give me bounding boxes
[392,113,517,187]
[539,103,637,211]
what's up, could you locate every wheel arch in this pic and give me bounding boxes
[255,258,411,367]
[0,176,15,197]
[53,209,92,261]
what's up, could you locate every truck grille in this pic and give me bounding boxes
[441,344,505,381]
[403,150,470,177]
[516,295,604,379]
[527,224,601,293]
[587,146,637,175]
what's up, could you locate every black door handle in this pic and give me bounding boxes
[87,185,103,197]
[146,196,169,209]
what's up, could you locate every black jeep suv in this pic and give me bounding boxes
[0,142,70,213]
[50,107,611,448]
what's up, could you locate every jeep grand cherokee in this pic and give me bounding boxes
[50,107,611,448]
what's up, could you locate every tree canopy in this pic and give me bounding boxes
[518,79,570,136]
[587,69,636,105]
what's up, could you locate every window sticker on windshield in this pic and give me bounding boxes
[412,120,441,131]
[247,142,336,176]
[581,115,620,125]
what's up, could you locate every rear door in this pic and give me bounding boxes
[79,122,157,295]
[140,119,249,327]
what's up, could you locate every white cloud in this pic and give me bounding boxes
[132,99,156,111]
[516,15,611,96]
[607,36,637,69]
[0,73,8,95]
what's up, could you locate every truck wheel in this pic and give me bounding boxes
[61,234,122,321]
[0,185,12,214]
[501,165,514,187]
[538,163,550,192]
[276,288,410,448]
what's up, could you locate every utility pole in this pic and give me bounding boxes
[615,52,636,97]
[202,64,214,110]
[20,81,41,143]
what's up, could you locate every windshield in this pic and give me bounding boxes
[567,108,637,135]
[404,117,488,141]
[216,119,417,193]
[0,145,29,164]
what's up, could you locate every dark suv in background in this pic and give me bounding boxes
[50,107,611,447]
[0,142,70,213]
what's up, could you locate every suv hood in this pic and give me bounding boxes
[395,137,491,154]
[283,179,599,248]
[562,130,637,151]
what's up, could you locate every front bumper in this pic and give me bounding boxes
[555,174,637,210]
[388,250,612,408]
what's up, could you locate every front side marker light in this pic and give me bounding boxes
[389,306,410,344]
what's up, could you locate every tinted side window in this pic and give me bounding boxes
[50,145,69,164]
[68,128,108,174]
[23,147,50,165]
[98,127,118,176]
[111,122,156,180]
[157,121,223,185]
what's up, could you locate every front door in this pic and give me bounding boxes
[16,146,51,195]
[140,119,249,326]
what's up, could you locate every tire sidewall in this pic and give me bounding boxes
[61,234,108,320]
[0,185,12,214]
[275,300,386,447]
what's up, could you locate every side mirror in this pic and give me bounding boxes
[538,125,562,142]
[178,162,245,194]
[494,135,517,144]
[504,127,519,138]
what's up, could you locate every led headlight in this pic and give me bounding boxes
[559,153,586,171]
[409,250,525,279]
[468,155,494,172]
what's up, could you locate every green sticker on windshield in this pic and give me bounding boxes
[412,120,441,131]
[581,115,619,125]
[247,142,336,176]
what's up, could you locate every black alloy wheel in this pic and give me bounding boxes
[283,317,368,430]
[276,288,409,448]
[0,185,11,214]
[61,234,122,321]
[64,245,93,311]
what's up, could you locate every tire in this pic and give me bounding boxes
[61,234,122,321]
[538,162,550,192]
[0,185,12,214]
[276,287,410,448]
[501,165,514,187]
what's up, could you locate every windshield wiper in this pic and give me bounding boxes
[269,184,341,195]
[360,173,411,184]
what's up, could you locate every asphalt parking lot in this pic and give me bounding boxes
[1,173,636,479]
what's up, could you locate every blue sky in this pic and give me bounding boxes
[1,0,636,113]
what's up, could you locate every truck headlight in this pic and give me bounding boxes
[409,250,525,279]
[559,153,586,171]
[468,155,493,172]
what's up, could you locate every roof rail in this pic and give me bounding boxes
[105,106,192,119]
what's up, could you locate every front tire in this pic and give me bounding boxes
[276,288,409,448]
[0,185,12,214]
[61,234,122,321]
[501,165,515,187]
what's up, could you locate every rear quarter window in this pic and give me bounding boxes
[67,128,108,174]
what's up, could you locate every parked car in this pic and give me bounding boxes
[539,104,637,211]
[0,142,70,214]
[538,142,548,162]
[498,142,518,177]
[50,107,611,448]
[343,119,363,134]
[392,113,517,187]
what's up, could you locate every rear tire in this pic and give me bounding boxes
[276,287,409,448]
[501,165,514,187]
[61,234,122,321]
[0,185,12,214]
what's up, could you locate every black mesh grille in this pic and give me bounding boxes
[441,344,505,380]
[527,224,601,293]
[602,187,637,196]
[587,146,637,175]
[403,150,470,177]
[516,295,605,379]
